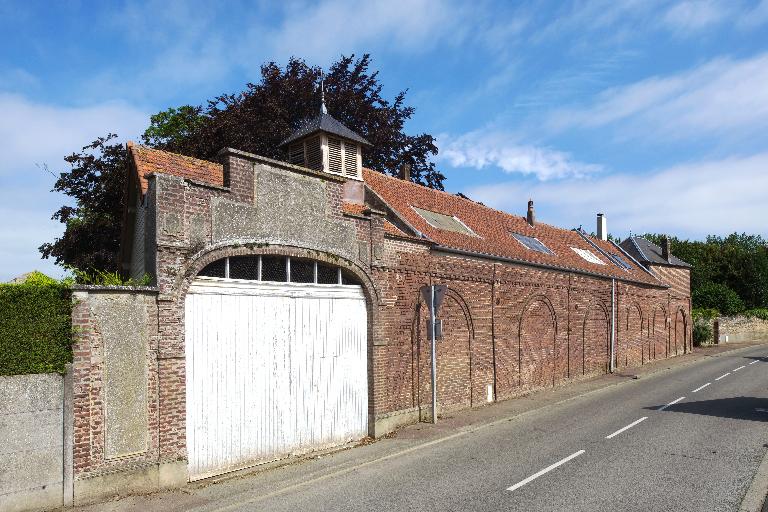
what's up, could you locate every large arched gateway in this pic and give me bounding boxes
[184,254,368,480]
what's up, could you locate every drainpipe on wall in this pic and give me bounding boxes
[610,278,616,373]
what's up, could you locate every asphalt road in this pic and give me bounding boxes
[184,345,768,512]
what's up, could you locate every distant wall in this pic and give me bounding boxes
[716,316,768,343]
[0,371,72,512]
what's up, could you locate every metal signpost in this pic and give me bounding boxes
[421,284,446,424]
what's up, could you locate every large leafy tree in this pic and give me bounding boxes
[42,54,442,272]
[143,54,443,189]
[644,233,768,311]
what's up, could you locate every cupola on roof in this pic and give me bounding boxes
[278,83,371,181]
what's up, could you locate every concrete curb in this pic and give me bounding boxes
[740,446,768,512]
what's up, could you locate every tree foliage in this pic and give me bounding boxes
[644,233,768,313]
[39,134,128,273]
[142,54,443,189]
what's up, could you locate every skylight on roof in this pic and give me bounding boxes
[511,233,553,255]
[572,247,605,265]
[412,207,475,236]
[607,253,633,270]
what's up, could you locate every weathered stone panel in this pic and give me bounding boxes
[90,294,149,458]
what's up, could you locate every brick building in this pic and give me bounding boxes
[68,108,691,502]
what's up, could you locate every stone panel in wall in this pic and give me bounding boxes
[210,165,358,262]
[91,294,149,458]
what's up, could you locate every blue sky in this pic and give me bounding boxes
[1,0,768,281]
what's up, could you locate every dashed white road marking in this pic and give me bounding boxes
[659,396,686,412]
[715,373,730,381]
[606,417,648,439]
[692,383,711,393]
[507,450,586,492]
[750,360,759,365]
[733,365,746,372]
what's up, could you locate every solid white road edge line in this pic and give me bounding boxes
[507,450,586,492]
[692,383,711,393]
[733,365,746,371]
[715,372,730,381]
[605,417,648,439]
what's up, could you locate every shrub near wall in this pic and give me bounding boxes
[0,273,72,375]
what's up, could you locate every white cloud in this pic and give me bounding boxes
[264,0,466,63]
[548,52,768,141]
[738,0,768,28]
[0,93,149,281]
[0,93,149,176]
[466,152,768,238]
[438,130,601,180]
[0,189,67,282]
[662,0,733,33]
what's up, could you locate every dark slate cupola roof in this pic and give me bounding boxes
[279,112,371,148]
[619,236,692,268]
[280,81,370,147]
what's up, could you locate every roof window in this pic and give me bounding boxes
[511,233,553,255]
[572,247,605,265]
[412,207,475,236]
[606,252,633,270]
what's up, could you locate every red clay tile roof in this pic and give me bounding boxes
[341,202,367,216]
[362,168,662,286]
[128,142,224,194]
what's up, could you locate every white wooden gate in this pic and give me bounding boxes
[185,278,368,480]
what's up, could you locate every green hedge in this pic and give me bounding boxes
[0,273,73,375]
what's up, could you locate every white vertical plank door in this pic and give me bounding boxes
[185,279,368,481]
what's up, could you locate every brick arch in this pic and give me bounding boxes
[411,286,475,417]
[620,302,643,368]
[674,307,688,355]
[651,305,668,360]
[179,243,380,307]
[518,294,558,390]
[580,298,610,377]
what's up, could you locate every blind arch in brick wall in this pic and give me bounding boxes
[411,286,476,417]
[580,299,610,377]
[674,307,689,356]
[651,305,668,360]
[517,294,558,390]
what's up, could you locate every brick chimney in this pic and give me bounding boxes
[527,199,535,226]
[662,236,671,262]
[597,213,607,241]
[400,163,411,182]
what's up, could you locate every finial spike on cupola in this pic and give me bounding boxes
[320,75,328,115]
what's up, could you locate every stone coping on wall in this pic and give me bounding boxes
[217,147,347,183]
[71,285,159,293]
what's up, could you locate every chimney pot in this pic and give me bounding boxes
[597,213,607,241]
[662,236,671,262]
[527,199,535,226]
[400,163,412,182]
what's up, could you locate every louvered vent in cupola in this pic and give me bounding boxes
[288,143,304,166]
[305,136,322,170]
[344,142,358,178]
[328,137,343,175]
